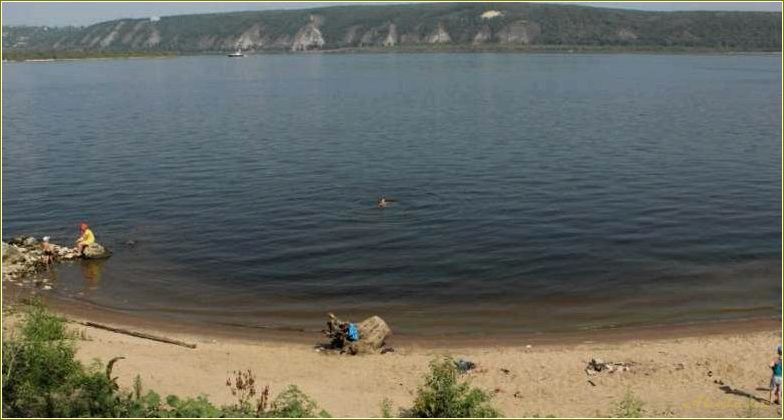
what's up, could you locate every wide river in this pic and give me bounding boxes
[3,53,781,337]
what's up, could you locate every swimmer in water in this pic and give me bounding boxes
[377,196,395,208]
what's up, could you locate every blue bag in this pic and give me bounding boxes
[347,323,360,342]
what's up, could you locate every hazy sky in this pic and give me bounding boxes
[2,1,781,27]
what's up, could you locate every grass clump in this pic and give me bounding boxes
[268,385,330,418]
[612,390,646,418]
[407,357,500,418]
[380,397,394,417]
[222,369,330,418]
[735,399,761,418]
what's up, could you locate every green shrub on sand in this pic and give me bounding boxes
[612,390,646,418]
[407,357,500,418]
[2,301,119,417]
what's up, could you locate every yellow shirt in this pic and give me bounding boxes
[78,229,95,244]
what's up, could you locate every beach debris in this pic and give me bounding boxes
[500,368,511,375]
[513,391,523,398]
[322,312,391,354]
[526,344,532,349]
[72,320,197,349]
[381,347,395,354]
[106,356,126,390]
[585,358,633,375]
[587,380,596,387]
[454,358,476,373]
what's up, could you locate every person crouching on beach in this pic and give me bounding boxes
[770,345,782,405]
[41,236,54,269]
[75,223,95,256]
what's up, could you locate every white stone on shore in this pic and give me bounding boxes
[481,10,503,19]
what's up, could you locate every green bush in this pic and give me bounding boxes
[2,301,120,417]
[407,357,500,418]
[612,390,646,418]
[380,397,394,417]
[268,385,330,418]
[1,302,327,418]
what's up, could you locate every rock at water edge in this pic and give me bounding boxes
[83,243,112,259]
[2,243,26,263]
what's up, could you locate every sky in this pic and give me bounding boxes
[2,1,781,27]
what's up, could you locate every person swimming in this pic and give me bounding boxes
[377,196,397,208]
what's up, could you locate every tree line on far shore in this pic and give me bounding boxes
[2,3,781,56]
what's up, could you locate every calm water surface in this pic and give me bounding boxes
[3,54,781,336]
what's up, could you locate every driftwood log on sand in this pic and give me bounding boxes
[73,320,197,349]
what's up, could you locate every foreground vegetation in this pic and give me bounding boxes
[3,301,658,417]
[2,302,504,418]
[1,302,330,418]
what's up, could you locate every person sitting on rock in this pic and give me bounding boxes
[41,236,54,269]
[75,223,95,256]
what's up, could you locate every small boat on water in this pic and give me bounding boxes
[227,48,244,58]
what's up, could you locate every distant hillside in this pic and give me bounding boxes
[2,3,781,55]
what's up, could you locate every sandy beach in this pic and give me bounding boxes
[3,290,781,418]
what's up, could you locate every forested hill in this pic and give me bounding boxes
[3,3,781,55]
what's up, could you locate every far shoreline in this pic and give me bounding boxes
[3,46,780,63]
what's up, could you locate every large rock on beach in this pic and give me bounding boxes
[82,242,112,259]
[355,315,391,353]
[2,242,26,264]
[54,245,80,260]
[2,236,84,285]
[322,313,392,354]
[8,236,37,248]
